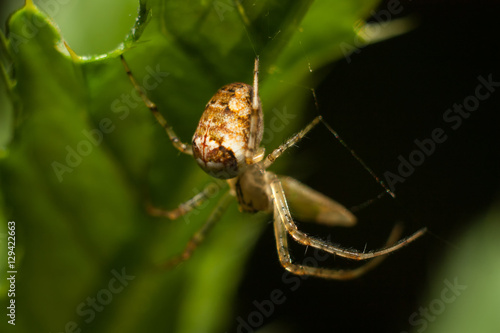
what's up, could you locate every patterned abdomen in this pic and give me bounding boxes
[192,83,263,179]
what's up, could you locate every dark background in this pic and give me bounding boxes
[234,1,500,332]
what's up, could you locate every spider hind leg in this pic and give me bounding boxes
[120,55,193,155]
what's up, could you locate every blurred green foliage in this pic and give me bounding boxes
[413,198,500,333]
[0,0,383,332]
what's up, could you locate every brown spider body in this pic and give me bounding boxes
[192,83,263,179]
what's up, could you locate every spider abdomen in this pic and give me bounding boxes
[192,82,263,179]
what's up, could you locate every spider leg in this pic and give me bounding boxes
[120,54,193,155]
[245,56,262,165]
[147,181,222,219]
[268,173,426,261]
[263,116,322,168]
[274,205,403,279]
[279,175,356,227]
[160,190,233,269]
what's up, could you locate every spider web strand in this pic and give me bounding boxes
[311,89,395,199]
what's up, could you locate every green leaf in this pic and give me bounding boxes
[0,0,381,332]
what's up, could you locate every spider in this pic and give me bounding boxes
[120,54,426,279]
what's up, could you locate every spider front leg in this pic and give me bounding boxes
[281,205,426,261]
[273,203,403,279]
[120,54,193,155]
[267,173,425,279]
